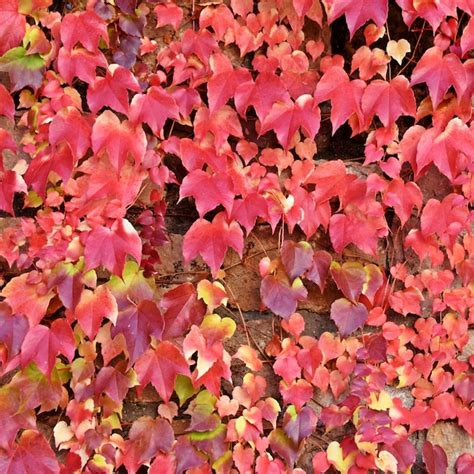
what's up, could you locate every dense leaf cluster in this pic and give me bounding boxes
[0,0,473,472]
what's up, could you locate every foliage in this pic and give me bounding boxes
[0,0,473,472]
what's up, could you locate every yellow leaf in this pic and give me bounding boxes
[327,441,357,474]
[369,390,393,410]
[386,39,411,65]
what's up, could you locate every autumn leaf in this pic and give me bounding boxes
[183,212,244,277]
[84,218,142,276]
[411,46,467,108]
[74,285,118,340]
[0,47,44,91]
[91,110,147,171]
[135,342,190,402]
[260,274,308,319]
[129,86,180,135]
[0,430,60,473]
[260,94,321,150]
[87,64,140,115]
[330,298,368,336]
[60,10,108,51]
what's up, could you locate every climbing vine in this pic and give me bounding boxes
[0,0,473,472]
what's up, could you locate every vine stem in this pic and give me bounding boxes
[397,21,426,76]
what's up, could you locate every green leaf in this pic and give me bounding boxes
[0,47,44,91]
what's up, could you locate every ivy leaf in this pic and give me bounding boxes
[383,178,422,226]
[0,84,14,119]
[0,47,44,92]
[330,261,366,303]
[91,110,147,171]
[161,283,206,339]
[260,274,308,319]
[260,95,321,150]
[130,86,179,135]
[280,240,313,280]
[422,441,447,474]
[0,1,26,56]
[74,285,118,340]
[155,2,183,30]
[123,416,174,474]
[0,303,29,363]
[411,47,467,108]
[2,273,55,327]
[235,71,291,122]
[20,320,75,375]
[324,0,388,37]
[60,10,108,51]
[456,454,474,474]
[207,53,251,113]
[361,76,416,127]
[135,342,190,402]
[0,170,27,214]
[49,107,92,160]
[330,298,368,336]
[306,250,332,292]
[314,66,367,134]
[111,300,164,364]
[87,64,140,115]
[268,428,298,466]
[180,170,235,217]
[95,366,133,403]
[84,218,142,276]
[0,430,60,473]
[183,212,244,277]
[57,47,107,85]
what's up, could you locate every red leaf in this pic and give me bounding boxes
[260,94,321,150]
[0,0,26,56]
[84,218,142,276]
[60,10,108,51]
[74,285,118,340]
[183,212,244,277]
[361,76,416,127]
[306,250,332,292]
[235,71,291,122]
[260,274,308,319]
[49,106,92,160]
[330,261,366,303]
[0,430,60,474]
[281,240,313,280]
[135,342,190,402]
[2,273,55,327]
[422,441,448,474]
[194,105,243,151]
[112,300,164,364]
[21,321,75,375]
[155,3,183,30]
[95,366,132,403]
[314,66,367,134]
[180,170,235,217]
[91,110,146,171]
[456,454,474,474]
[330,298,368,336]
[0,170,27,214]
[207,53,251,113]
[0,303,28,363]
[161,283,206,339]
[87,64,140,115]
[231,193,268,234]
[324,0,388,37]
[411,47,467,108]
[124,417,174,474]
[57,47,107,84]
[130,86,179,135]
[0,83,14,119]
[383,178,422,226]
